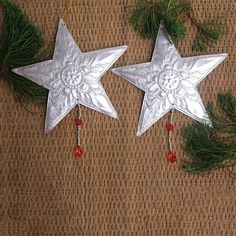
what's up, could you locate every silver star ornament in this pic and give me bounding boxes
[112,24,227,136]
[12,19,127,133]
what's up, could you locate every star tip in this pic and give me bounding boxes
[111,68,119,75]
[59,18,66,26]
[159,21,164,27]
[136,131,142,136]
[113,113,119,120]
[202,115,212,127]
[45,127,52,134]
[158,21,166,31]
[111,68,116,73]
[223,53,229,58]
[118,45,128,54]
[205,119,213,127]
[12,68,22,76]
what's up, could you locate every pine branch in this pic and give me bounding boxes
[191,17,226,52]
[0,0,47,103]
[182,92,236,176]
[130,0,226,52]
[218,92,236,122]
[6,73,47,103]
[130,0,190,43]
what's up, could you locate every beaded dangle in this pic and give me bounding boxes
[74,104,83,158]
[166,109,176,163]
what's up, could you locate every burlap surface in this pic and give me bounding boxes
[0,0,235,235]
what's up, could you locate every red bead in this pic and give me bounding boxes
[74,146,83,158]
[166,123,174,132]
[75,118,83,126]
[167,151,176,163]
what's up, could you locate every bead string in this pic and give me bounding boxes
[77,104,81,146]
[166,109,176,163]
[75,103,85,234]
[168,109,174,151]
[74,104,83,158]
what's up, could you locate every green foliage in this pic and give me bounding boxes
[183,92,236,175]
[130,0,226,52]
[6,73,48,103]
[130,0,190,43]
[0,0,47,103]
[192,17,226,52]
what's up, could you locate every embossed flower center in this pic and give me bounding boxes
[158,69,181,92]
[60,65,91,89]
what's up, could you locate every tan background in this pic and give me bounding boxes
[0,0,236,235]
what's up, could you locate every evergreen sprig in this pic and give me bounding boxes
[182,92,236,176]
[0,0,47,103]
[192,17,226,52]
[130,0,226,52]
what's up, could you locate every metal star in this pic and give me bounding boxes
[112,24,227,136]
[13,19,127,133]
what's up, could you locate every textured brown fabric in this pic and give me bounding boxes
[0,0,236,235]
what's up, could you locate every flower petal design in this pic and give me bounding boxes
[12,60,57,90]
[78,82,118,119]
[137,94,171,136]
[112,63,152,91]
[181,54,228,86]
[45,90,77,133]
[175,88,210,123]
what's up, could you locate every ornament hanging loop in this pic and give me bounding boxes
[62,0,74,20]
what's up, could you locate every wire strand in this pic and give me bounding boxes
[168,109,174,152]
[62,0,74,20]
[77,103,85,234]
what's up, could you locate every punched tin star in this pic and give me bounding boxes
[13,19,127,133]
[112,24,227,136]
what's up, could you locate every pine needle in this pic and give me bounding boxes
[0,0,47,104]
[130,0,190,43]
[130,0,226,52]
[192,17,226,52]
[182,92,236,176]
